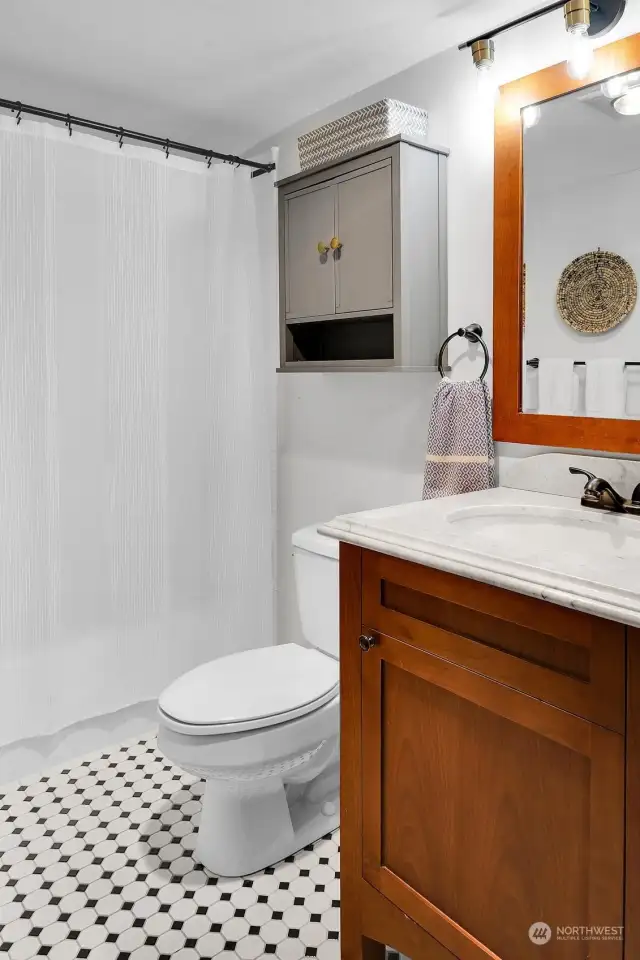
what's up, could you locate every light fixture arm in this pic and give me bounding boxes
[459,0,621,52]
[458,1,567,51]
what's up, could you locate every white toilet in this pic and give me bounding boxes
[157,525,340,877]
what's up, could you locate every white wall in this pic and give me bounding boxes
[0,58,227,153]
[279,372,438,645]
[250,8,640,647]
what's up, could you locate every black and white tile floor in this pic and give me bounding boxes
[0,735,357,960]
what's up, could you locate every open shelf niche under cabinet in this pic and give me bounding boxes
[277,134,449,372]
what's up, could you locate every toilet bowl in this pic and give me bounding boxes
[157,524,340,877]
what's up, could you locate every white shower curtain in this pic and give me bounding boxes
[0,116,275,745]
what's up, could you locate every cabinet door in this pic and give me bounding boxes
[336,162,393,314]
[285,183,336,320]
[361,632,625,960]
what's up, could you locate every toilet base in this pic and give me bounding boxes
[195,772,340,877]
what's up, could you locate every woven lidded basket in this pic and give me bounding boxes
[297,99,428,171]
[556,249,637,334]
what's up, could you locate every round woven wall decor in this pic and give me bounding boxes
[556,249,637,334]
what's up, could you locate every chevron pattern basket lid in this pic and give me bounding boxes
[298,99,429,171]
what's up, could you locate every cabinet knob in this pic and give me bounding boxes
[317,241,330,255]
[359,634,377,652]
[330,237,343,251]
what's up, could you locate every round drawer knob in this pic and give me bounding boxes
[359,634,377,652]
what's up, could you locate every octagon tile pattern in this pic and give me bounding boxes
[0,736,403,959]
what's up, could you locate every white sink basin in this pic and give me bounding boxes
[446,503,640,562]
[322,481,640,626]
[322,482,640,625]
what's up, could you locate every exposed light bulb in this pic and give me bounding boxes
[566,27,594,80]
[613,86,640,116]
[522,104,541,130]
[602,74,628,99]
[476,62,499,101]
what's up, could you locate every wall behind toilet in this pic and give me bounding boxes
[249,7,640,649]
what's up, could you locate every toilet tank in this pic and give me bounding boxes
[292,525,340,658]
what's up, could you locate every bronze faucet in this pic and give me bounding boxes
[570,467,640,517]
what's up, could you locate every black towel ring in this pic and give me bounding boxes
[438,323,490,381]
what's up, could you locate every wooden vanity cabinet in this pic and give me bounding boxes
[340,544,634,960]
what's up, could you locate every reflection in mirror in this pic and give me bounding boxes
[522,70,640,419]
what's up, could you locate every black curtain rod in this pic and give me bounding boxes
[0,97,275,178]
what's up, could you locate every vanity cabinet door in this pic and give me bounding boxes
[362,550,625,733]
[335,161,393,314]
[360,631,625,960]
[284,182,336,320]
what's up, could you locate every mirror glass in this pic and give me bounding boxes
[522,71,640,419]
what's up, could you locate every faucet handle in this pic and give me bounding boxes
[569,467,597,484]
[570,466,627,512]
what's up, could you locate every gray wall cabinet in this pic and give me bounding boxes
[277,135,448,372]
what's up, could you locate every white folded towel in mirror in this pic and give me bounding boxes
[585,358,626,418]
[537,358,577,415]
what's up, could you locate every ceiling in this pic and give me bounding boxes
[0,0,540,152]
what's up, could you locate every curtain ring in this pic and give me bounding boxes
[207,153,213,169]
[15,102,22,126]
[164,139,170,159]
[118,127,124,149]
[66,114,72,136]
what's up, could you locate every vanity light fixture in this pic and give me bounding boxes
[460,0,627,93]
[471,38,495,72]
[564,0,591,32]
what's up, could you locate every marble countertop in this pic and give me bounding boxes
[320,484,640,628]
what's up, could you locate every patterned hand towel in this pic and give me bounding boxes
[423,378,496,500]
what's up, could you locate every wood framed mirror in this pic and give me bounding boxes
[494,31,640,453]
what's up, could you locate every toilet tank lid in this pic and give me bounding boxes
[292,524,339,560]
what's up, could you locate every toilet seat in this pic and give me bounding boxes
[158,643,339,736]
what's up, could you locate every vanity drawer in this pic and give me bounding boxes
[361,549,626,733]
